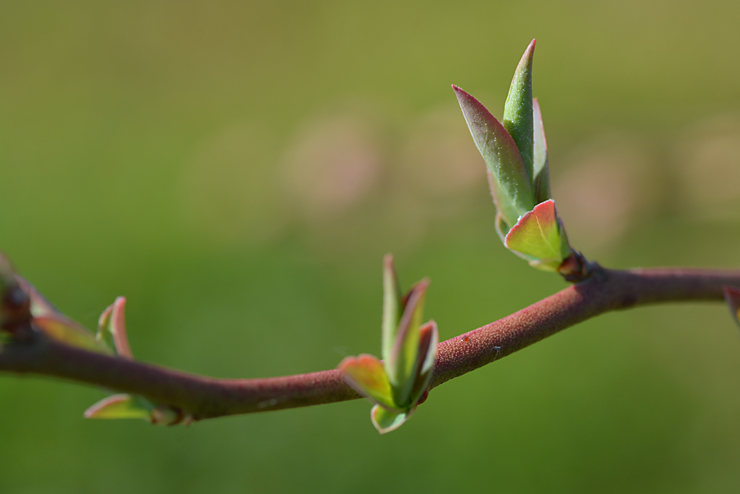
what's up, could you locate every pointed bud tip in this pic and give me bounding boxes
[83,394,133,419]
[519,39,536,66]
[414,278,431,296]
[452,84,467,100]
[98,305,113,330]
[452,84,500,125]
[451,84,475,102]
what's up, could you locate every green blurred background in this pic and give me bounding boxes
[2,1,740,492]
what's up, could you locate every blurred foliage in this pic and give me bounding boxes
[2,0,740,492]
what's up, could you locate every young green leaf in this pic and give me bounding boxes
[84,394,153,420]
[505,199,572,271]
[453,85,535,226]
[409,320,438,404]
[387,279,429,407]
[97,297,133,359]
[371,404,413,435]
[381,254,402,364]
[503,38,536,181]
[338,257,438,433]
[338,354,397,410]
[532,98,551,204]
[723,286,740,329]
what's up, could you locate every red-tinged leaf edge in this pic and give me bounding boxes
[98,297,132,359]
[388,279,430,405]
[723,286,740,329]
[371,404,414,434]
[84,394,152,420]
[409,320,438,406]
[496,208,543,265]
[382,254,402,363]
[338,354,397,410]
[496,207,556,267]
[452,85,535,226]
[97,304,112,337]
[505,199,572,271]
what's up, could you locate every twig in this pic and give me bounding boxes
[1,264,739,420]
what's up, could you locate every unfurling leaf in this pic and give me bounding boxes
[85,394,191,425]
[532,98,551,204]
[381,254,402,365]
[453,85,535,226]
[503,38,536,181]
[452,41,587,279]
[387,279,429,407]
[84,394,153,420]
[338,256,438,434]
[371,404,413,435]
[338,354,397,410]
[409,320,438,403]
[97,297,133,359]
[505,199,572,271]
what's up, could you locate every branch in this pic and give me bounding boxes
[1,264,739,420]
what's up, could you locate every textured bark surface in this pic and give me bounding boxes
[2,265,739,419]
